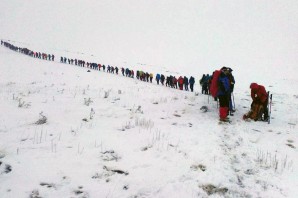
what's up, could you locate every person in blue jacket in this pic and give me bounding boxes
[217,67,231,121]
[156,73,161,85]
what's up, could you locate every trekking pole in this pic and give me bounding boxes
[268,94,273,124]
[232,93,235,111]
[266,91,270,122]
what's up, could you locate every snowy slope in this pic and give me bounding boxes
[0,44,298,198]
[1,0,298,197]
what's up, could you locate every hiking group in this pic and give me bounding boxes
[2,40,272,123]
[1,40,197,93]
[205,66,271,123]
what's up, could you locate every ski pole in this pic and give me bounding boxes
[232,92,235,111]
[268,94,272,124]
[266,91,270,123]
[208,94,210,104]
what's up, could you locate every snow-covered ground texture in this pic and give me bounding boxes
[1,1,298,198]
[1,46,298,198]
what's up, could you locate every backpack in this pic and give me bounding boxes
[210,70,221,97]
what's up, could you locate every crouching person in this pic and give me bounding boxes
[243,83,268,121]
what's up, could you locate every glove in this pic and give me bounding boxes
[243,114,247,120]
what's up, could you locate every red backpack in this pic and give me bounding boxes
[210,70,221,97]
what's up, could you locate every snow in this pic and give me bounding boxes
[0,1,298,197]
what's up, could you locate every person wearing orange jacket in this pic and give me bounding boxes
[249,83,269,121]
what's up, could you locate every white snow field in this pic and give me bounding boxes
[0,1,298,197]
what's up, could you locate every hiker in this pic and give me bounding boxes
[178,76,184,90]
[156,73,161,85]
[121,67,125,76]
[184,76,189,91]
[200,74,206,93]
[217,67,231,122]
[125,68,129,77]
[149,73,153,83]
[243,83,268,121]
[160,74,165,85]
[165,76,170,87]
[173,76,178,89]
[189,76,195,92]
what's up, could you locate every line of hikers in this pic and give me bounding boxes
[1,40,54,61]
[1,40,196,92]
[156,74,195,92]
[59,54,196,92]
[2,40,270,123]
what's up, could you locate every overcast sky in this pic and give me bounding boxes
[1,0,297,82]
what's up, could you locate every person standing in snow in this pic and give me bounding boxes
[160,74,165,85]
[149,73,153,83]
[166,76,170,87]
[217,67,231,122]
[178,76,184,90]
[173,76,178,89]
[121,67,125,76]
[156,73,161,85]
[189,76,195,92]
[184,76,189,91]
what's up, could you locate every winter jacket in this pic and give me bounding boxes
[250,83,268,104]
[184,77,189,85]
[189,76,195,84]
[156,74,161,80]
[217,72,230,96]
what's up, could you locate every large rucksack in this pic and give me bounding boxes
[210,70,221,97]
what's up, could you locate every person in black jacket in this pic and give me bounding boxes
[189,76,195,92]
[161,74,165,85]
[184,76,189,91]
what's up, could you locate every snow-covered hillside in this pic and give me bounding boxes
[0,43,298,198]
[1,1,298,197]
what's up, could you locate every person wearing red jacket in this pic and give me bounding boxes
[178,76,184,90]
[250,83,269,121]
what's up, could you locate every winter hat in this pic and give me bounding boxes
[220,66,228,71]
[250,83,258,89]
